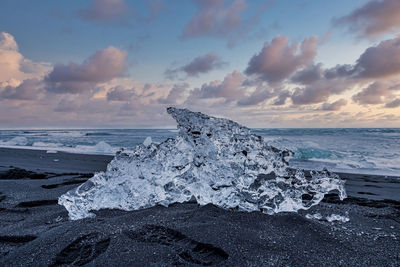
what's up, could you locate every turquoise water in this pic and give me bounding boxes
[0,128,399,176]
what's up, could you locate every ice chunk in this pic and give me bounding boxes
[143,136,152,146]
[59,107,347,220]
[326,214,349,223]
[74,141,114,154]
[93,141,113,153]
[306,213,323,220]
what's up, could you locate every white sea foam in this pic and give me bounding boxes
[0,136,29,146]
[59,107,347,220]
[33,141,63,148]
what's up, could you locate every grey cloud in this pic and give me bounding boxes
[291,78,353,105]
[165,52,226,79]
[334,0,400,39]
[245,35,318,83]
[323,64,355,79]
[142,83,152,91]
[385,98,400,108]
[272,90,291,105]
[354,37,400,78]
[291,86,330,105]
[54,98,80,112]
[321,99,347,111]
[352,82,393,105]
[322,36,400,80]
[143,0,164,23]
[107,86,136,101]
[182,52,226,76]
[237,86,273,106]
[158,83,189,104]
[78,0,133,24]
[291,63,323,84]
[182,0,247,39]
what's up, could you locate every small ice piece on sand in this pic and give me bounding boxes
[46,150,58,154]
[326,214,349,223]
[306,213,323,220]
[53,159,59,162]
[143,136,152,146]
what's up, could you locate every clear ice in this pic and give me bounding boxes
[59,107,347,220]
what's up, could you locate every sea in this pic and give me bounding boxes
[0,128,399,177]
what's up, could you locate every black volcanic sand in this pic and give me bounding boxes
[0,148,399,266]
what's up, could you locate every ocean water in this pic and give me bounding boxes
[0,128,399,176]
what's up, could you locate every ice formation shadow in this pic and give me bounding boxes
[59,107,346,220]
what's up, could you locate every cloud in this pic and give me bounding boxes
[182,52,226,76]
[165,51,226,79]
[0,31,18,50]
[291,63,323,84]
[245,35,318,83]
[78,0,133,24]
[54,98,80,112]
[107,86,136,101]
[385,98,400,108]
[237,86,273,106]
[45,46,128,94]
[352,82,394,105]
[189,70,245,101]
[0,32,51,83]
[321,99,347,111]
[0,78,43,100]
[354,36,400,78]
[272,90,291,105]
[158,83,189,104]
[334,0,400,39]
[291,86,330,105]
[291,78,353,105]
[321,36,400,80]
[182,0,247,39]
[323,64,355,79]
[143,0,164,23]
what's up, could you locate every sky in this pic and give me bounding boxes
[0,0,400,129]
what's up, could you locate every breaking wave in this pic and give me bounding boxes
[59,107,347,220]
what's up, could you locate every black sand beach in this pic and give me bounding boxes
[0,147,399,266]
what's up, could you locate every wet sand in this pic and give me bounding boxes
[0,147,399,266]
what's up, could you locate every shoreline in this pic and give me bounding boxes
[1,144,398,176]
[0,147,399,265]
[1,147,399,202]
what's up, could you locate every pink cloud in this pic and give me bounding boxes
[0,78,43,100]
[158,83,189,104]
[189,70,245,101]
[245,35,318,83]
[46,46,128,94]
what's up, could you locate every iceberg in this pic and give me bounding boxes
[59,107,347,220]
